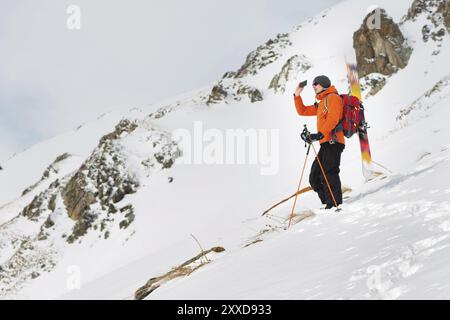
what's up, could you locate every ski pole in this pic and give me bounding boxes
[310,143,340,209]
[287,143,311,228]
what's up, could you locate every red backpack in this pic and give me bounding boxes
[326,94,365,139]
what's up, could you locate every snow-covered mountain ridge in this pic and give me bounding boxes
[1,0,450,299]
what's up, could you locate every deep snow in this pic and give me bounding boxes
[1,0,450,299]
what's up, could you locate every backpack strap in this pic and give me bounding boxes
[326,93,344,143]
[324,93,340,113]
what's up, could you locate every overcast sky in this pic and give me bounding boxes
[0,0,343,162]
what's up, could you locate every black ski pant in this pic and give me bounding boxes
[309,142,345,206]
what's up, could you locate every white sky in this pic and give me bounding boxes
[0,0,343,162]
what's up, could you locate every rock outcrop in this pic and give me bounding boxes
[269,54,312,94]
[234,33,292,78]
[206,80,263,105]
[19,118,180,244]
[207,83,228,105]
[22,179,61,221]
[404,0,449,48]
[354,8,412,79]
[63,121,139,216]
[359,73,388,97]
[205,32,293,105]
[442,0,450,32]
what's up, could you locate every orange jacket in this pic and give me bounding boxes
[294,85,345,145]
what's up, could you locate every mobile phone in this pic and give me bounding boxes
[299,80,308,88]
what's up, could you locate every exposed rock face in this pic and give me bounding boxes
[118,205,135,230]
[99,119,138,144]
[404,0,449,46]
[354,8,412,78]
[207,83,228,105]
[62,119,140,242]
[405,0,431,19]
[237,85,263,103]
[206,80,263,105]
[62,170,97,222]
[147,106,173,120]
[22,180,61,221]
[360,73,388,97]
[63,120,138,220]
[205,33,292,105]
[222,71,237,79]
[406,0,450,30]
[20,125,139,243]
[234,33,292,78]
[18,118,181,245]
[441,1,450,31]
[269,54,312,94]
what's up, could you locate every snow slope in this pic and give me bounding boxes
[1,0,450,299]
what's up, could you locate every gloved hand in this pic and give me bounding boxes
[301,131,324,144]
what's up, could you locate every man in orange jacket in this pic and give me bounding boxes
[293,75,345,209]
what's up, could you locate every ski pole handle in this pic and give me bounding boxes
[301,125,311,148]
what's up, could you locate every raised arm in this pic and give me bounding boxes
[293,95,317,116]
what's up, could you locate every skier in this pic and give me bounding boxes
[293,75,345,209]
